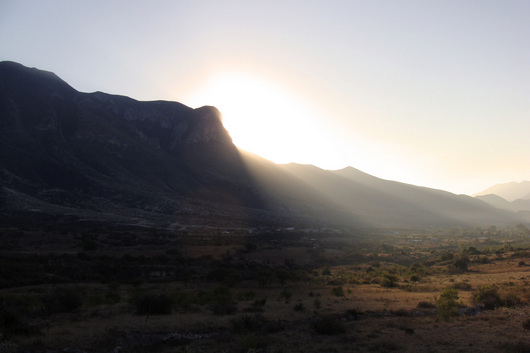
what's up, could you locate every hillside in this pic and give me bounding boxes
[0,61,527,229]
[0,61,269,228]
[474,181,530,202]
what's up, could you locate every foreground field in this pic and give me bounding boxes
[1,225,530,352]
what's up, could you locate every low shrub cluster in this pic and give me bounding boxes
[473,285,502,310]
[331,286,344,297]
[436,288,460,321]
[133,293,174,315]
[293,303,305,312]
[451,281,472,291]
[0,334,17,353]
[473,285,523,310]
[278,289,292,303]
[231,314,267,334]
[310,315,345,335]
[417,301,436,309]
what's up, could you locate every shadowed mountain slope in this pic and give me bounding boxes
[264,164,522,227]
[0,61,527,229]
[0,61,269,227]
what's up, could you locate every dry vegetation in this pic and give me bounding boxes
[1,223,530,352]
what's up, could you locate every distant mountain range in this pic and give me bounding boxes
[1,61,528,229]
[474,181,530,202]
[473,181,530,214]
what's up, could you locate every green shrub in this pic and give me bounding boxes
[314,298,321,309]
[417,301,436,309]
[0,303,22,337]
[441,252,454,261]
[252,298,267,307]
[134,293,173,315]
[409,274,421,282]
[42,287,82,314]
[0,295,40,336]
[239,334,268,352]
[210,301,237,315]
[453,259,468,272]
[0,334,17,353]
[171,290,193,311]
[275,270,290,286]
[480,256,490,264]
[331,286,344,297]
[369,339,401,352]
[310,315,345,335]
[380,273,398,288]
[205,287,237,315]
[278,289,292,303]
[436,288,459,321]
[499,340,530,353]
[231,314,266,333]
[237,290,256,301]
[451,281,472,291]
[257,270,274,287]
[474,285,501,310]
[207,269,241,286]
[105,291,121,304]
[501,290,521,308]
[293,303,305,312]
[321,267,331,276]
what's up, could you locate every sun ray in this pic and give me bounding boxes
[183,73,337,166]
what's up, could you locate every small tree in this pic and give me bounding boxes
[436,288,459,321]
[474,285,501,310]
[275,270,290,287]
[380,272,397,288]
[331,286,344,297]
[441,252,454,261]
[454,259,468,272]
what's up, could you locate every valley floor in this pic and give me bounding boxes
[1,225,530,352]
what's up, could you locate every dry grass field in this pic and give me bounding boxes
[1,225,530,352]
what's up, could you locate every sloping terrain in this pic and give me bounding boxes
[474,181,530,202]
[0,61,526,229]
[270,164,520,227]
[0,61,268,228]
[475,194,530,213]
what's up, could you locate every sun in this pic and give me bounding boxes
[183,72,339,167]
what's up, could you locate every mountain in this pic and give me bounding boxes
[474,181,530,202]
[0,61,269,228]
[269,164,522,227]
[1,61,527,229]
[475,194,530,213]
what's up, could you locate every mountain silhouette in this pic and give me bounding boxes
[475,194,530,214]
[0,61,527,229]
[0,61,267,227]
[474,181,530,202]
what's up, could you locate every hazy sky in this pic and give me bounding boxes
[1,1,528,195]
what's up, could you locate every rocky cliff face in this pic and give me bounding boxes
[1,61,526,229]
[0,61,263,226]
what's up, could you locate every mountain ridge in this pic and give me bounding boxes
[1,61,528,229]
[474,181,530,202]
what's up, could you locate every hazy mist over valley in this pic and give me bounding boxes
[1,62,530,353]
[1,2,529,352]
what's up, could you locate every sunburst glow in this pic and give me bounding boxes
[185,73,342,167]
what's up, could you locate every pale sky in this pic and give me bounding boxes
[1,0,528,195]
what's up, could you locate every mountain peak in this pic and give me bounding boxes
[474,181,530,202]
[0,62,253,221]
[0,61,74,93]
[2,61,528,228]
